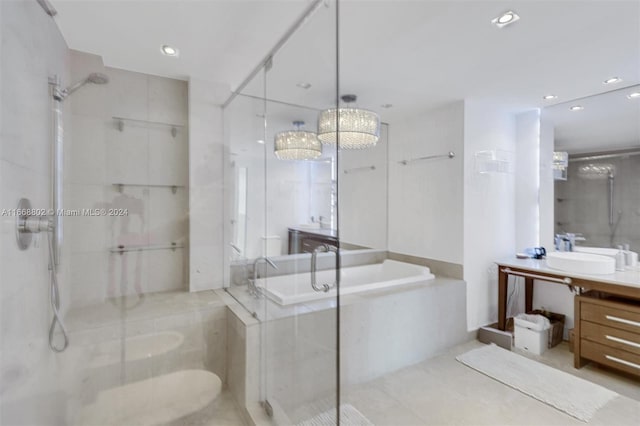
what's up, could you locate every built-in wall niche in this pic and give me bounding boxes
[544,84,640,250]
[67,54,189,307]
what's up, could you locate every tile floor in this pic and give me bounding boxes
[162,338,639,426]
[165,389,246,426]
[339,340,640,426]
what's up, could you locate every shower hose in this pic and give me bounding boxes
[47,231,69,352]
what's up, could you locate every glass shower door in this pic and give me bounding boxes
[260,1,340,423]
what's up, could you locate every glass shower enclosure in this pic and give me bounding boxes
[223,0,341,423]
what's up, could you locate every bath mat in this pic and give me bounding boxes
[456,344,618,422]
[297,403,373,426]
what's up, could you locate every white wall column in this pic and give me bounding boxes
[189,78,229,291]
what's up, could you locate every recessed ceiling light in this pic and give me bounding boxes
[492,10,520,28]
[296,82,311,89]
[542,94,558,100]
[257,139,265,144]
[627,92,640,99]
[569,105,584,111]
[603,77,622,84]
[381,104,393,108]
[161,45,179,57]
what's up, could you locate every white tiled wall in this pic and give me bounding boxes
[463,100,517,330]
[0,2,70,424]
[339,124,389,249]
[189,78,228,291]
[67,50,189,307]
[388,102,465,264]
[387,100,526,331]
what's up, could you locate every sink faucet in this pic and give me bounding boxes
[250,257,278,297]
[555,233,586,252]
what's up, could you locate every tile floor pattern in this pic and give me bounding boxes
[164,390,246,426]
[340,340,640,426]
[164,340,640,426]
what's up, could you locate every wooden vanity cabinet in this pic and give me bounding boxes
[575,292,640,378]
[287,228,338,254]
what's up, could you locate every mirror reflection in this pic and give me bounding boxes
[547,84,640,249]
[227,96,389,259]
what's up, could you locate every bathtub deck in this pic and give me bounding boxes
[227,276,464,322]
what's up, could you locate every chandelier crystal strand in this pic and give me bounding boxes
[317,95,380,149]
[274,121,322,160]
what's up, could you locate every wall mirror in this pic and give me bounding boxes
[545,84,640,250]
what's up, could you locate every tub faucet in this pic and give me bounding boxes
[250,257,278,298]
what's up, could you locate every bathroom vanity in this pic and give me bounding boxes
[574,292,640,376]
[287,227,338,254]
[495,258,640,377]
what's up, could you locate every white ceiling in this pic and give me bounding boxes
[545,84,640,154]
[52,0,640,149]
[257,1,640,116]
[51,0,309,83]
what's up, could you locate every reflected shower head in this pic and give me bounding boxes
[577,163,615,180]
[54,72,109,100]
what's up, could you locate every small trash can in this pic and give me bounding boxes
[514,313,551,355]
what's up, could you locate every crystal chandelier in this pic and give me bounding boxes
[317,94,380,149]
[552,151,568,181]
[274,121,322,160]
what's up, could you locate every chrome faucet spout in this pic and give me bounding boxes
[250,257,278,298]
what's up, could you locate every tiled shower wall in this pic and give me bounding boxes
[67,50,189,308]
[0,2,71,424]
[555,155,640,250]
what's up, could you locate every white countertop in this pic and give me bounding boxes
[496,257,640,289]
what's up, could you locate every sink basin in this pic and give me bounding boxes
[573,246,619,258]
[546,252,615,275]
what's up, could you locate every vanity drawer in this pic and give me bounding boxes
[581,301,640,333]
[581,321,640,356]
[581,340,640,377]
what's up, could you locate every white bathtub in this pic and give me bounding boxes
[255,259,435,305]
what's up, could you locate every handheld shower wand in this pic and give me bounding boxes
[15,199,68,352]
[14,72,109,352]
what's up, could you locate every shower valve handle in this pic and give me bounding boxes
[20,215,54,233]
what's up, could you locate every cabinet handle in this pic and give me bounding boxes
[605,315,640,328]
[605,355,640,370]
[605,335,640,349]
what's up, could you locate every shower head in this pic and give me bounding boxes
[87,73,109,85]
[54,72,109,100]
[577,163,616,180]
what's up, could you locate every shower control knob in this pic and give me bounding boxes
[21,215,54,233]
[15,198,54,250]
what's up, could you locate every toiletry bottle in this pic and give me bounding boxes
[615,245,626,271]
[623,244,638,268]
[623,244,631,267]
